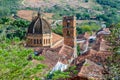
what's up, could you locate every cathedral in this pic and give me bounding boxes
[26,11,76,49]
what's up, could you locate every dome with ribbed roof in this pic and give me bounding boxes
[28,12,51,34]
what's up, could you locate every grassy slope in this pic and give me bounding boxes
[0,40,47,80]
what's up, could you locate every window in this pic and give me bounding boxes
[67,20,70,27]
[34,39,36,44]
[47,39,49,44]
[67,30,70,36]
[46,39,48,44]
[37,39,39,44]
[44,39,45,44]
[40,39,42,44]
[49,39,50,44]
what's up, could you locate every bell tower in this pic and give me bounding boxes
[63,16,76,48]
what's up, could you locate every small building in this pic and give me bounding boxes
[69,59,104,80]
[78,59,104,80]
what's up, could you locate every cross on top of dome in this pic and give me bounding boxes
[38,8,41,17]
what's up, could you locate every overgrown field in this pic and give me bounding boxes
[0,39,47,80]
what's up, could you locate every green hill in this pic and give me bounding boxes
[0,0,120,79]
[0,0,120,26]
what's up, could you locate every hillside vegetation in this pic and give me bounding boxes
[0,17,48,80]
[1,0,120,26]
[21,0,120,26]
[0,0,22,17]
[0,39,47,80]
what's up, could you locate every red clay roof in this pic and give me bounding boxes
[76,49,112,65]
[40,49,61,68]
[37,44,74,68]
[52,33,63,45]
[69,49,112,80]
[59,45,74,60]
[78,59,104,79]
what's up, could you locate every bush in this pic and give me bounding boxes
[0,17,30,40]
[52,24,63,35]
[77,23,101,34]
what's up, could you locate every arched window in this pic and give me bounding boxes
[47,39,48,44]
[67,30,70,36]
[67,20,70,27]
[44,39,45,44]
[34,39,36,44]
[40,39,42,44]
[49,39,50,44]
[37,39,39,44]
[46,39,48,44]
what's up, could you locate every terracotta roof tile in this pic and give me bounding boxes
[78,59,104,79]
[76,49,112,65]
[52,33,63,46]
[40,49,61,68]
[59,45,74,60]
[37,44,74,68]
[66,49,111,79]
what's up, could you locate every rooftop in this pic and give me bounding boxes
[78,59,104,79]
[27,12,51,34]
[52,33,63,48]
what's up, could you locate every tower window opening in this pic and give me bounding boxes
[67,20,70,27]
[67,30,70,36]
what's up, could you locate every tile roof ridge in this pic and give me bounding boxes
[85,59,103,68]
[58,44,64,54]
[63,44,73,49]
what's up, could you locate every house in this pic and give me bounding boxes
[69,59,104,80]
[93,28,110,51]
[78,59,104,80]
[67,49,112,80]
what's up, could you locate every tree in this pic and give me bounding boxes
[52,24,63,35]
[104,23,120,79]
[77,23,100,34]
[0,17,30,40]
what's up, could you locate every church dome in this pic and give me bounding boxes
[28,13,51,34]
